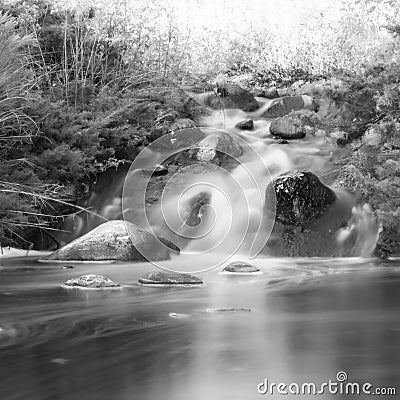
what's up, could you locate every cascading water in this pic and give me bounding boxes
[58,96,380,263]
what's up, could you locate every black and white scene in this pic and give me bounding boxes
[0,0,399,399]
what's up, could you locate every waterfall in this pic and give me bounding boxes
[58,99,380,260]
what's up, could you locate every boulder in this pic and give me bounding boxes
[262,95,318,118]
[264,198,354,257]
[63,274,121,289]
[265,170,336,226]
[269,111,317,139]
[270,117,306,139]
[40,220,173,262]
[205,83,259,112]
[235,119,254,130]
[221,261,261,274]
[138,271,204,286]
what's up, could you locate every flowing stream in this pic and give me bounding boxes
[58,97,380,259]
[1,99,398,399]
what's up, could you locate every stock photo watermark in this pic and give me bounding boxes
[257,371,396,396]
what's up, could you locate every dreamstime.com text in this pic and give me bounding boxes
[257,371,396,396]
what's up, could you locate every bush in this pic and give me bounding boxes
[335,60,400,257]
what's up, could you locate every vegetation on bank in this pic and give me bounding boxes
[0,0,399,256]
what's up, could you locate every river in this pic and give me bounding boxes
[0,255,399,399]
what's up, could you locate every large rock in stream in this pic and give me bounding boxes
[262,95,318,118]
[263,171,356,257]
[40,220,173,262]
[205,83,259,112]
[269,110,318,139]
[265,170,336,227]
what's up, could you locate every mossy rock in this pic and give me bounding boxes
[138,271,204,286]
[63,274,121,289]
[221,261,261,274]
[265,170,336,227]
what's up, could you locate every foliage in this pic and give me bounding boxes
[335,59,400,257]
[4,0,400,82]
[0,8,204,247]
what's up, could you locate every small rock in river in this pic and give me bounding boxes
[138,271,204,287]
[221,261,262,275]
[63,274,121,289]
[235,119,254,130]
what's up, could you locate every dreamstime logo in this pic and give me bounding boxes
[257,371,397,396]
[121,127,276,273]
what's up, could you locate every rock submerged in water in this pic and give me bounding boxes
[63,274,121,289]
[265,170,336,226]
[221,261,261,274]
[235,119,254,130]
[138,271,204,286]
[40,220,174,262]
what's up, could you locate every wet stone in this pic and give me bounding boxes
[221,261,261,274]
[63,274,121,289]
[235,119,254,130]
[138,271,203,286]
